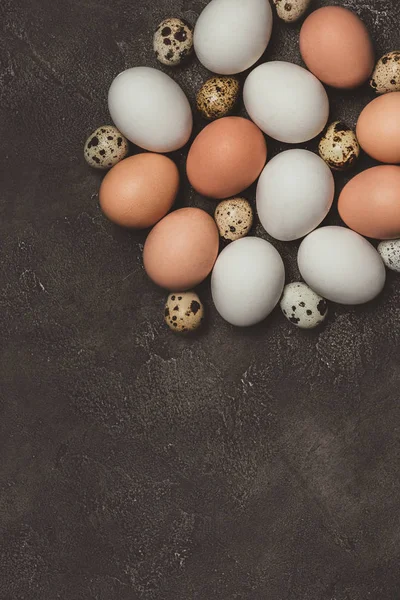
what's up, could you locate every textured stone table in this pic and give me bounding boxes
[1,0,400,598]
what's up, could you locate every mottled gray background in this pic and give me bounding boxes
[1,0,400,598]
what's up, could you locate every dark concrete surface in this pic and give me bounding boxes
[1,0,400,598]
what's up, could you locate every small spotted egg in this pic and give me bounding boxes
[318,121,360,171]
[165,291,204,333]
[273,0,311,23]
[378,239,400,273]
[197,77,240,121]
[370,51,400,94]
[154,18,194,67]
[280,282,328,329]
[214,198,253,242]
[84,126,128,170]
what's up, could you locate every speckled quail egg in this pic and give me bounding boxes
[154,18,194,66]
[319,121,360,171]
[280,282,328,329]
[164,291,204,333]
[84,126,129,169]
[197,77,240,120]
[378,239,400,273]
[273,0,311,23]
[214,198,253,242]
[370,52,400,94]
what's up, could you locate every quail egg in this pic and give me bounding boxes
[197,77,240,120]
[370,52,400,94]
[378,239,400,272]
[164,292,204,333]
[214,198,253,242]
[273,0,311,23]
[84,126,129,169]
[280,282,328,329]
[319,121,360,171]
[154,18,194,66]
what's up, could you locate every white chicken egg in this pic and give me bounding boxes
[298,226,386,305]
[108,67,193,153]
[243,61,329,143]
[211,237,285,326]
[257,149,334,241]
[194,0,273,75]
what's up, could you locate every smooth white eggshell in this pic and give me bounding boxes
[194,0,273,75]
[108,67,193,153]
[244,61,329,143]
[211,237,285,326]
[257,149,335,241]
[298,226,386,305]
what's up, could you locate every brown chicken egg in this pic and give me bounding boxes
[143,208,219,290]
[338,166,400,239]
[300,6,374,89]
[356,92,400,163]
[186,117,267,199]
[99,154,179,228]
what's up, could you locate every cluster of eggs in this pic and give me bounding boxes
[84,0,400,333]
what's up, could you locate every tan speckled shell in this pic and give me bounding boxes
[273,0,311,23]
[319,121,360,171]
[370,51,400,94]
[164,291,204,333]
[84,125,129,170]
[154,18,193,67]
[197,77,240,121]
[214,198,253,242]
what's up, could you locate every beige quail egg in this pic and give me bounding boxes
[280,282,328,329]
[196,77,240,121]
[273,0,311,23]
[154,18,194,66]
[378,239,400,273]
[164,292,204,333]
[84,126,129,170]
[318,121,360,171]
[214,198,253,242]
[370,51,400,94]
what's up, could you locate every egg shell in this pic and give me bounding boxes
[165,292,204,333]
[370,51,400,94]
[299,6,374,89]
[338,166,400,240]
[356,92,400,164]
[108,67,193,153]
[243,61,329,143]
[280,283,328,329]
[318,121,360,171]
[99,154,179,229]
[273,0,311,23]
[186,117,267,199]
[214,198,253,241]
[298,226,386,305]
[256,149,334,242]
[378,239,400,273]
[153,18,194,66]
[84,125,129,170]
[143,208,219,290]
[197,77,240,120]
[211,237,285,327]
[194,0,273,75]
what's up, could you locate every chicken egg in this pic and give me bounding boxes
[356,92,400,164]
[108,67,192,153]
[338,166,400,240]
[243,61,329,143]
[298,226,386,305]
[186,117,267,199]
[256,149,334,241]
[194,0,273,75]
[211,237,285,327]
[300,6,374,89]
